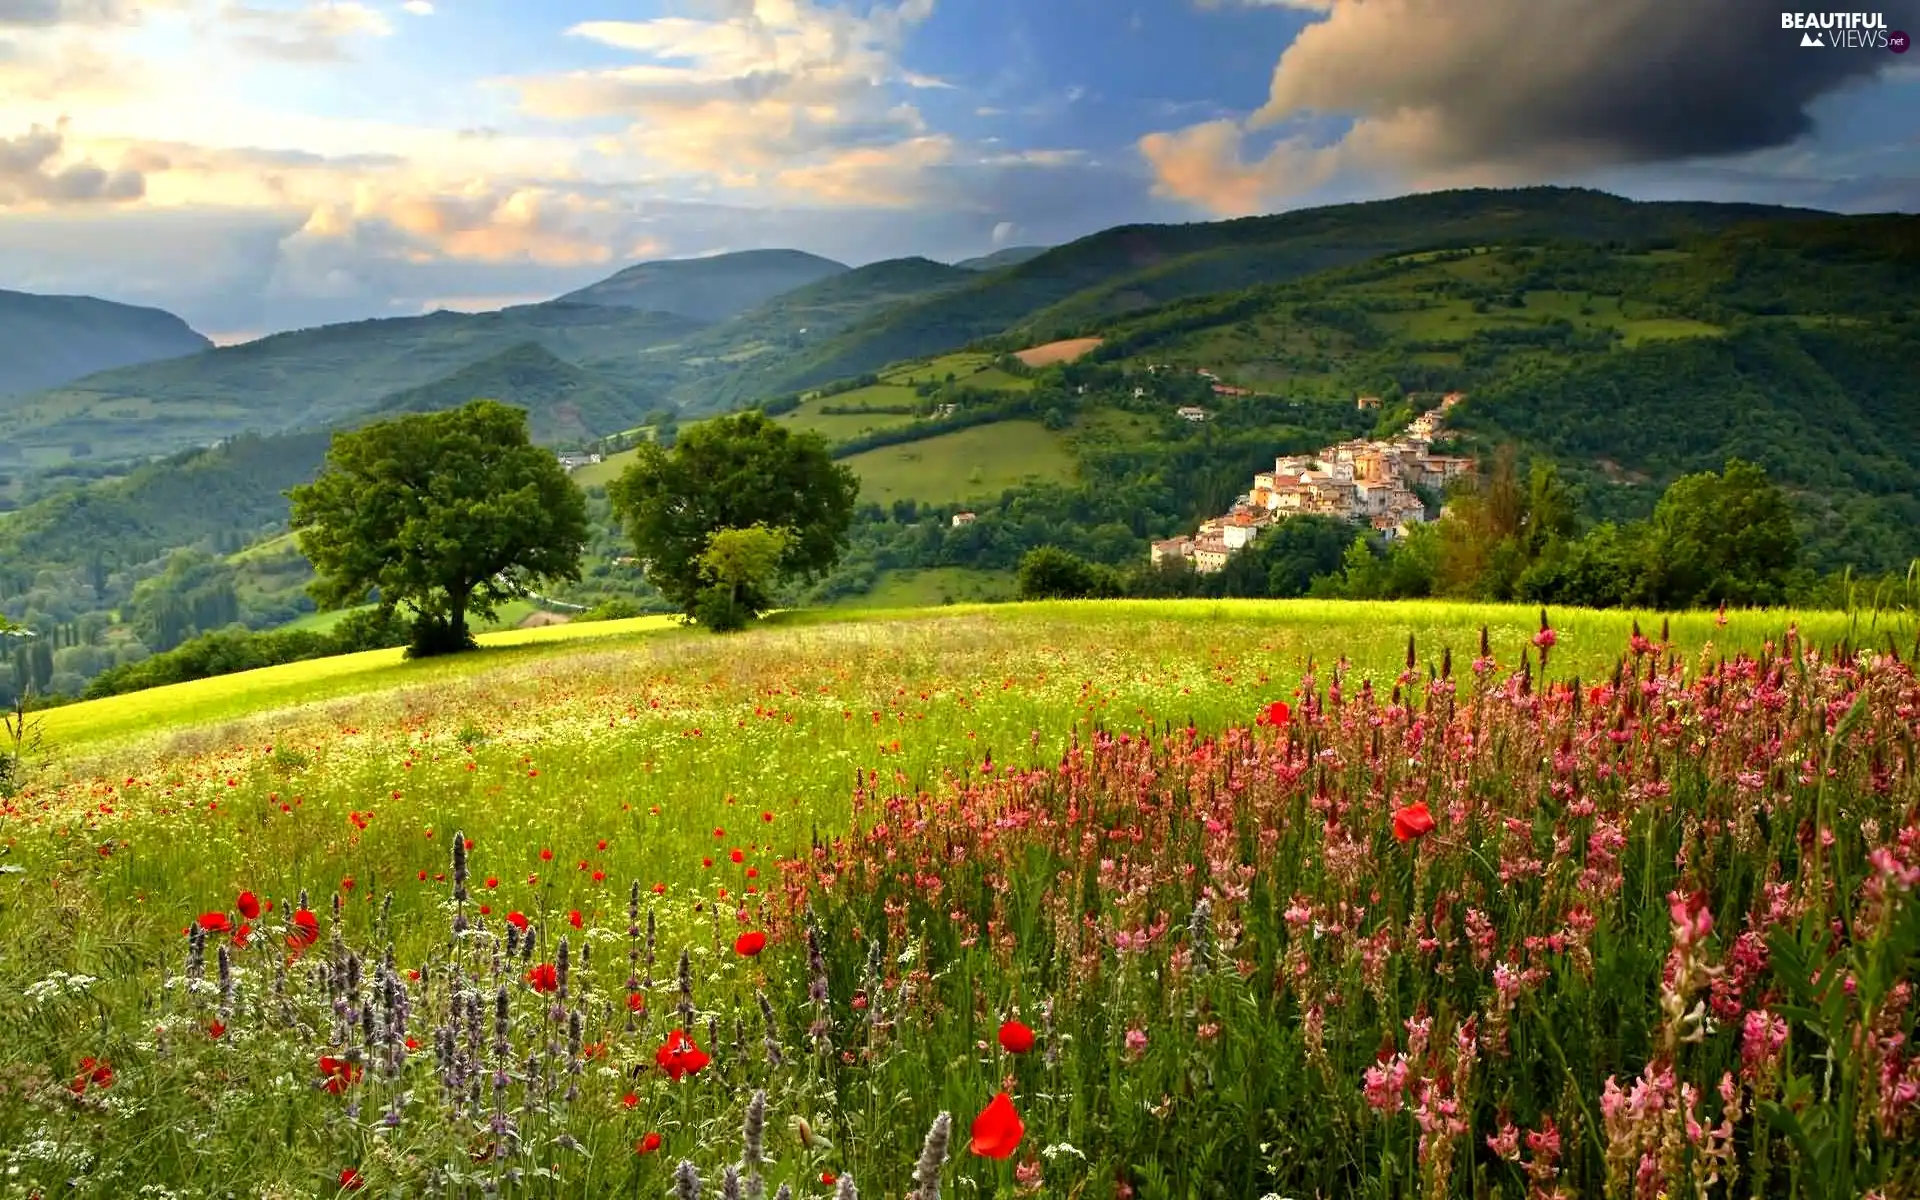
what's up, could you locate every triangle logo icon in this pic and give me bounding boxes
[1800,30,1824,45]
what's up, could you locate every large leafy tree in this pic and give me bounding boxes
[1644,458,1800,607]
[289,400,588,656]
[608,411,859,623]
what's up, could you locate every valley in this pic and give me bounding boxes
[1,187,1917,707]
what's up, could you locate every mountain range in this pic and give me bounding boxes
[0,188,1844,480]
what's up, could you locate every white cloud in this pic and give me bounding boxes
[0,119,145,207]
[220,0,393,62]
[505,0,951,204]
[401,0,430,13]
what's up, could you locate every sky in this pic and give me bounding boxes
[1,0,1916,342]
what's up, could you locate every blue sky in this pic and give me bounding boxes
[1,0,1915,340]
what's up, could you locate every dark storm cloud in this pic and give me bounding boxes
[1252,0,1920,171]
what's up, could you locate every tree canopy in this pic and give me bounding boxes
[607,411,859,625]
[288,400,588,656]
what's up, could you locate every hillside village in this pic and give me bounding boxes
[1151,393,1473,574]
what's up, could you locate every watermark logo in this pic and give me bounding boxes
[1781,11,1903,50]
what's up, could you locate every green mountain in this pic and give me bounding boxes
[752,187,1830,395]
[367,342,653,446]
[556,249,848,319]
[0,302,705,468]
[954,246,1049,271]
[0,288,211,397]
[662,257,977,409]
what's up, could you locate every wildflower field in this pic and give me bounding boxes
[2,599,1917,1199]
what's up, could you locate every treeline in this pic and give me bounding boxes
[1016,456,1909,614]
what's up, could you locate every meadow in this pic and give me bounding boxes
[2,600,1916,1199]
[837,420,1075,506]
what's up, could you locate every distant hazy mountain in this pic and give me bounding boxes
[0,288,212,396]
[367,342,654,446]
[954,246,1050,272]
[0,302,703,466]
[557,249,849,320]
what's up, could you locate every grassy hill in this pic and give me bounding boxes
[0,303,706,468]
[743,187,1830,395]
[367,342,655,446]
[0,288,211,400]
[556,249,847,319]
[656,258,978,410]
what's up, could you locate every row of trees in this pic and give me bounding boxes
[1018,457,1813,611]
[288,403,858,655]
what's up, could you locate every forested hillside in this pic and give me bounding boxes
[0,288,211,397]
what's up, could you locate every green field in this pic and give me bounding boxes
[839,418,1076,504]
[831,566,1016,608]
[777,386,924,441]
[4,599,1911,1197]
[882,351,995,384]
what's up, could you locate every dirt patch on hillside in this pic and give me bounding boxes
[518,610,573,629]
[1015,337,1103,367]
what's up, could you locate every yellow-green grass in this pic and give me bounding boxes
[883,351,994,384]
[958,366,1034,391]
[777,386,923,441]
[277,598,544,635]
[842,419,1076,505]
[569,449,636,488]
[44,599,1891,760]
[829,567,1016,609]
[39,614,683,748]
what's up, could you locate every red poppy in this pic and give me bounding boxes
[526,963,559,993]
[998,1020,1036,1055]
[71,1057,114,1094]
[655,1030,710,1081]
[340,1167,364,1191]
[484,877,499,890]
[597,839,609,850]
[540,848,553,861]
[232,922,252,949]
[236,891,261,920]
[821,1173,838,1186]
[318,1055,362,1094]
[288,908,320,949]
[1256,700,1292,728]
[208,1020,226,1039]
[505,911,529,931]
[734,931,767,957]
[198,911,232,933]
[652,882,667,894]
[627,992,646,1013]
[635,1132,663,1155]
[622,1091,639,1109]
[1392,801,1437,843]
[730,849,744,864]
[969,1091,1025,1159]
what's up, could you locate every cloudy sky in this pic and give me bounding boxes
[2,0,1916,342]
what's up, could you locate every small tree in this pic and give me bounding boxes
[695,525,793,632]
[289,400,588,657]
